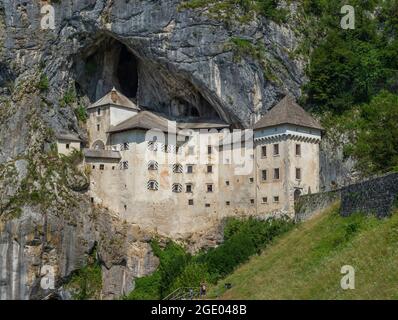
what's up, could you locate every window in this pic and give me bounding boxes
[66,143,70,149]
[207,165,213,173]
[147,141,156,151]
[97,124,100,131]
[147,180,159,191]
[172,183,182,193]
[120,161,129,170]
[250,199,255,204]
[226,201,230,206]
[148,161,158,171]
[226,180,230,186]
[97,108,101,116]
[273,144,279,156]
[261,170,267,181]
[249,177,254,183]
[205,203,211,208]
[187,165,194,174]
[273,168,280,180]
[208,145,212,154]
[296,144,301,156]
[120,142,129,151]
[112,166,115,170]
[262,197,268,203]
[207,184,213,193]
[90,197,94,203]
[261,145,267,158]
[99,164,104,171]
[173,164,183,173]
[124,204,127,210]
[186,184,193,193]
[296,168,302,180]
[92,165,95,170]
[273,196,279,203]
[188,199,194,206]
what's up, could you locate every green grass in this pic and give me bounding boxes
[209,203,398,299]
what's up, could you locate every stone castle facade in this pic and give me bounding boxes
[58,88,323,238]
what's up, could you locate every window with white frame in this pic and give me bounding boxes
[147,180,159,191]
[148,161,159,171]
[173,164,183,173]
[120,161,129,170]
[172,183,183,193]
[120,142,129,151]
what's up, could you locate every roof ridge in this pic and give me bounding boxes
[253,95,323,131]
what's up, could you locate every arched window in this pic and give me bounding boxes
[147,180,159,191]
[172,183,182,193]
[92,140,105,150]
[148,161,158,171]
[172,164,183,173]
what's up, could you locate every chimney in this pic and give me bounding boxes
[111,87,118,103]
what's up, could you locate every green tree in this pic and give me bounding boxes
[345,91,398,174]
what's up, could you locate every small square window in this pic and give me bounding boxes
[261,146,267,157]
[187,165,193,174]
[296,144,301,156]
[207,165,213,173]
[99,164,104,170]
[273,144,279,156]
[90,197,94,203]
[249,177,254,183]
[274,196,279,203]
[274,168,280,180]
[226,181,230,186]
[188,199,194,206]
[112,166,115,170]
[208,146,212,154]
[261,170,267,181]
[207,184,213,193]
[92,165,95,169]
[186,184,193,193]
[262,197,268,203]
[226,201,230,206]
[205,203,211,208]
[296,168,302,180]
[250,199,255,204]
[66,143,70,149]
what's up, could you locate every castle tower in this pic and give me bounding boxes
[86,88,140,149]
[253,96,323,216]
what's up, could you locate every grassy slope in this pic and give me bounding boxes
[209,203,398,300]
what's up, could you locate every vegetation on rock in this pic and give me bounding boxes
[125,217,293,299]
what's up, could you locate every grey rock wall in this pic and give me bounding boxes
[341,172,398,218]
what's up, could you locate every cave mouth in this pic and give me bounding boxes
[75,36,224,122]
[76,37,139,102]
[117,45,138,99]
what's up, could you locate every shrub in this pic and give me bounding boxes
[75,105,88,122]
[37,74,49,92]
[126,217,294,299]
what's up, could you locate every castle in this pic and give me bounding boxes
[57,88,323,238]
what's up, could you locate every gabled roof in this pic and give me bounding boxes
[88,88,140,111]
[56,131,82,142]
[177,120,229,130]
[107,111,179,134]
[253,96,323,131]
[83,149,121,159]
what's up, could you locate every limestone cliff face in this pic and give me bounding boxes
[0,0,308,299]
